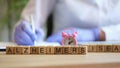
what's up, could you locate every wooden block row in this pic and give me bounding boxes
[88,45,120,52]
[54,46,86,55]
[6,46,30,54]
[6,46,87,55]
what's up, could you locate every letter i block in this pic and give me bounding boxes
[6,46,15,54]
[46,46,54,55]
[88,45,97,52]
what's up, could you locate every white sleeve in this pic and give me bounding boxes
[65,0,120,41]
[102,24,120,41]
[65,0,107,26]
[21,0,56,29]
[17,0,56,40]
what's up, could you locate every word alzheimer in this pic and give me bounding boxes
[6,46,86,55]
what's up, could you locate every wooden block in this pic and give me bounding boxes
[54,46,63,54]
[30,46,39,54]
[21,46,30,54]
[69,46,79,54]
[39,46,46,55]
[14,46,22,54]
[112,45,120,52]
[78,46,87,55]
[88,45,97,52]
[6,46,15,54]
[104,45,112,52]
[62,46,70,54]
[46,46,54,55]
[96,45,105,52]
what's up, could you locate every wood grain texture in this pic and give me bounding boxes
[1,53,120,68]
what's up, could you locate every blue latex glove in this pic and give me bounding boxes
[14,20,44,45]
[46,28,100,44]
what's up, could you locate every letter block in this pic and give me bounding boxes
[46,46,54,55]
[30,46,39,54]
[22,46,30,54]
[14,46,22,54]
[39,46,46,55]
[6,46,15,54]
[88,45,97,52]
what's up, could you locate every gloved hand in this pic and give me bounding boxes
[46,28,100,44]
[14,20,44,45]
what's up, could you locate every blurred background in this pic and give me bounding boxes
[0,0,29,42]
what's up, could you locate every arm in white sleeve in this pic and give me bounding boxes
[65,0,120,41]
[65,0,106,25]
[102,24,120,41]
[18,0,56,39]
[21,0,56,28]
